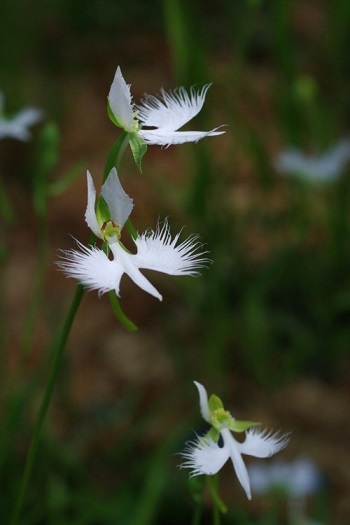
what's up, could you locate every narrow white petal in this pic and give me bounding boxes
[221,428,252,500]
[132,221,210,275]
[136,85,211,131]
[57,241,123,296]
[100,168,133,228]
[139,128,225,147]
[109,243,162,300]
[85,171,101,237]
[180,436,229,476]
[238,428,290,458]
[193,381,211,423]
[108,66,134,131]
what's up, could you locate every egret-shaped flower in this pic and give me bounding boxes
[180,382,289,500]
[274,138,350,183]
[58,168,209,301]
[107,66,224,167]
[0,91,43,141]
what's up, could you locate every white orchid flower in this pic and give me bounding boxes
[58,168,209,301]
[248,457,323,498]
[180,381,289,500]
[274,138,350,183]
[107,66,224,160]
[0,91,43,141]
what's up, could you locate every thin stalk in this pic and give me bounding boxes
[9,284,84,525]
[10,130,132,524]
[206,475,227,525]
[104,130,129,181]
[20,217,48,365]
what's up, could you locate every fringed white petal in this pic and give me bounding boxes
[57,241,123,296]
[132,221,210,275]
[100,168,133,228]
[108,66,134,131]
[136,85,211,131]
[180,436,229,476]
[193,381,211,423]
[85,171,100,237]
[138,128,225,147]
[238,427,290,458]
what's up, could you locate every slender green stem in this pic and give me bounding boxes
[10,131,132,524]
[9,284,84,525]
[20,217,48,365]
[104,130,129,181]
[206,475,227,525]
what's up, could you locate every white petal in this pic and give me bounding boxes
[100,167,133,228]
[57,241,123,296]
[238,428,290,458]
[0,107,43,141]
[193,381,211,423]
[221,428,252,500]
[85,171,101,237]
[132,221,210,275]
[139,128,225,147]
[12,107,43,128]
[180,436,229,476]
[108,66,134,131]
[136,85,211,131]
[109,242,162,300]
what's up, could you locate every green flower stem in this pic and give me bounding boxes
[10,130,134,524]
[103,130,129,181]
[9,284,84,525]
[206,475,227,525]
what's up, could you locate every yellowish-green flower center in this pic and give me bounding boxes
[211,407,233,430]
[129,111,141,133]
[101,220,121,242]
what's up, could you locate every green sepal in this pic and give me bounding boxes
[228,420,260,433]
[208,394,224,413]
[107,99,123,128]
[129,132,147,172]
[202,427,220,443]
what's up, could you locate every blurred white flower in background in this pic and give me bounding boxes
[274,139,350,183]
[0,91,43,141]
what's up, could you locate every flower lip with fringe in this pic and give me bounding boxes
[0,91,43,142]
[180,382,290,500]
[57,169,210,301]
[108,66,225,147]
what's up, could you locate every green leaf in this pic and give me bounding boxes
[129,133,147,172]
[208,394,224,413]
[202,427,220,443]
[48,161,84,197]
[228,420,260,433]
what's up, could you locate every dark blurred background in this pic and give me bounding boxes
[1,1,350,523]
